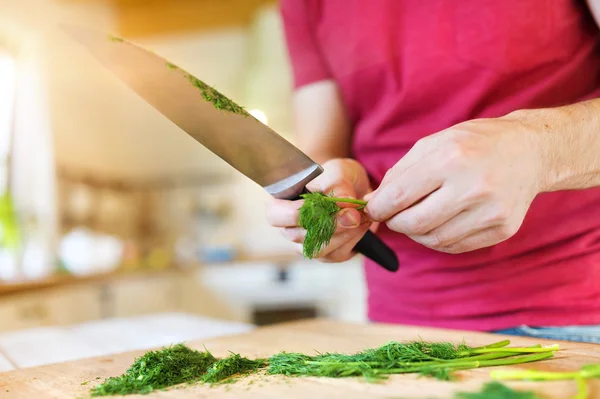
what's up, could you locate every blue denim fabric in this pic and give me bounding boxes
[493,325,600,344]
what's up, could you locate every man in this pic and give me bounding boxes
[266,0,600,343]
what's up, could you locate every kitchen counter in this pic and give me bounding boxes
[0,312,252,372]
[1,318,599,398]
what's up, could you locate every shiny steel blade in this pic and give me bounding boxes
[60,25,322,199]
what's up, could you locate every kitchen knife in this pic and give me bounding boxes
[61,25,399,272]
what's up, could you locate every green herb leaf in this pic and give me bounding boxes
[298,192,341,259]
[90,344,216,396]
[202,352,266,384]
[107,35,124,43]
[454,381,544,399]
[181,73,248,116]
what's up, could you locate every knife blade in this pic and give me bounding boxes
[61,25,399,272]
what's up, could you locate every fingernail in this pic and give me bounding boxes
[363,192,374,201]
[339,209,359,228]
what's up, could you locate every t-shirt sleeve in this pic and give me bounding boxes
[279,0,331,89]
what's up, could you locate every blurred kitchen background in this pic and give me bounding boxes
[0,0,367,371]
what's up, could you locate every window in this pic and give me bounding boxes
[0,52,15,195]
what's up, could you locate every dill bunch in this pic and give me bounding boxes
[298,192,367,259]
[267,340,558,381]
[202,352,267,384]
[90,344,216,396]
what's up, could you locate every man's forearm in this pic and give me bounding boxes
[511,98,600,193]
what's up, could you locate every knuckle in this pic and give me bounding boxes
[465,180,494,203]
[497,223,519,239]
[391,213,428,235]
[440,245,462,254]
[280,227,304,243]
[423,230,446,249]
[485,204,511,225]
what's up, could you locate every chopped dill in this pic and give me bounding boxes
[178,72,248,116]
[165,62,178,70]
[107,34,124,43]
[202,353,267,384]
[90,344,216,396]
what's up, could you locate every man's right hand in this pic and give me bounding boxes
[265,158,375,262]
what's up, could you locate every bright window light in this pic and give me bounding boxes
[0,53,16,195]
[249,109,268,125]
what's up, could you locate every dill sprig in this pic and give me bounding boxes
[202,352,267,384]
[298,192,368,259]
[90,344,216,396]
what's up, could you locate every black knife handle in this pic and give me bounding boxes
[353,230,399,272]
[294,188,399,272]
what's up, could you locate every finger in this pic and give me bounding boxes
[319,222,371,260]
[384,185,466,236]
[306,166,357,199]
[437,225,516,254]
[280,227,305,244]
[283,207,365,244]
[365,165,443,222]
[337,208,363,229]
[321,224,371,262]
[265,199,303,227]
[407,204,510,250]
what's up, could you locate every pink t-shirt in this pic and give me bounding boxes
[280,0,600,331]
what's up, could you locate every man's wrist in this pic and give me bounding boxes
[506,99,600,193]
[503,107,558,193]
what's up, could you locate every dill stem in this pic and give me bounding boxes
[491,365,600,381]
[473,340,512,350]
[320,197,367,206]
[469,344,559,355]
[377,352,556,375]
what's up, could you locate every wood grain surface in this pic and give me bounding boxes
[1,318,599,398]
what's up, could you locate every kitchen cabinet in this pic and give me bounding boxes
[0,257,368,333]
[0,286,103,333]
[109,276,181,317]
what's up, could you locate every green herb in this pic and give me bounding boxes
[267,340,558,381]
[491,363,600,399]
[89,340,559,396]
[81,381,89,386]
[107,34,124,43]
[298,192,367,259]
[165,62,178,70]
[90,344,216,396]
[176,71,248,116]
[454,381,544,399]
[202,352,267,384]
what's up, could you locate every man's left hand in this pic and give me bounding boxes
[365,113,545,254]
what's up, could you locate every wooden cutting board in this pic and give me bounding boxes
[1,318,599,398]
